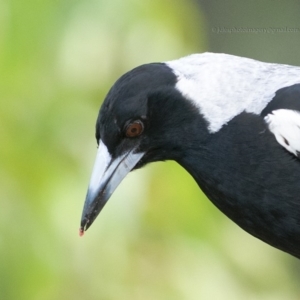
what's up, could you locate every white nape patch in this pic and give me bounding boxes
[264,109,300,156]
[89,140,111,194]
[166,53,300,132]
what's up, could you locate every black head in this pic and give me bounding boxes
[80,62,205,232]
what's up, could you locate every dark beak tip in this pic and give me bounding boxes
[80,215,91,231]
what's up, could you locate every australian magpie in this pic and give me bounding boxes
[80,52,300,259]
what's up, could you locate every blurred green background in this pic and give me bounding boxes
[2,0,300,299]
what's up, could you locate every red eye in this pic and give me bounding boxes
[125,121,144,138]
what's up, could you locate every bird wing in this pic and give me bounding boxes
[262,84,300,157]
[265,109,300,156]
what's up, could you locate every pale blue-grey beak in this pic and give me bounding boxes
[80,140,144,232]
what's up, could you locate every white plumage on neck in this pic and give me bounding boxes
[166,53,300,132]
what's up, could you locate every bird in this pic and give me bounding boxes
[80,52,300,259]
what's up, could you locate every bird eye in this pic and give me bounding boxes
[125,120,144,138]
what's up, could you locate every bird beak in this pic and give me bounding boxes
[80,140,144,233]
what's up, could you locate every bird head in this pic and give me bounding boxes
[80,62,203,232]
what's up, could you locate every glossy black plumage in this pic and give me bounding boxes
[262,84,300,117]
[80,53,300,259]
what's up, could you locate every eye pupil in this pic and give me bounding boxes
[125,121,144,137]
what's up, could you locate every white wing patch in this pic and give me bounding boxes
[264,109,300,156]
